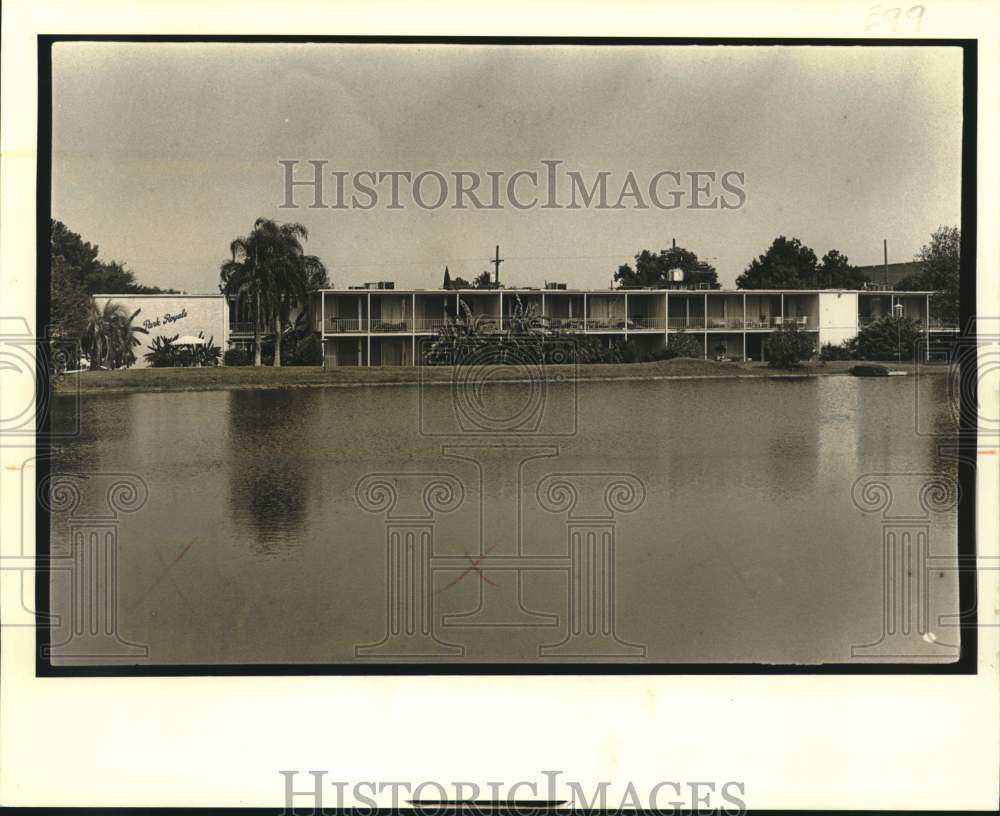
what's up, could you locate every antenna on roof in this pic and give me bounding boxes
[491,245,504,287]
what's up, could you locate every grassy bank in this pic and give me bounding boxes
[52,358,944,396]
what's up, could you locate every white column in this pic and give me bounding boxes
[703,292,708,359]
[925,293,931,361]
[743,292,747,360]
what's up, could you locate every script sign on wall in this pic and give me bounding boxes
[92,294,229,368]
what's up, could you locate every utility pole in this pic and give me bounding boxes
[492,244,503,288]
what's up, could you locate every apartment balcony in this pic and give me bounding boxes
[229,321,256,336]
[667,317,706,330]
[474,317,503,334]
[324,317,366,333]
[927,318,959,331]
[547,317,587,333]
[584,317,632,331]
[747,316,813,329]
[629,317,666,331]
[858,314,942,330]
[706,317,747,330]
[774,316,814,329]
[315,310,831,335]
[370,318,411,333]
[413,318,449,333]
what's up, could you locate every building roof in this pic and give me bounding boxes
[312,287,934,295]
[854,261,924,287]
[92,292,221,298]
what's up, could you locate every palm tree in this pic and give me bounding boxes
[274,250,327,368]
[83,300,147,369]
[220,218,326,367]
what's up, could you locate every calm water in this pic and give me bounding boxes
[49,374,960,665]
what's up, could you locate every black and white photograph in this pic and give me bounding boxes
[1,0,997,812]
[40,40,972,668]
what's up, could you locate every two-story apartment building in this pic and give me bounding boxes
[307,286,944,367]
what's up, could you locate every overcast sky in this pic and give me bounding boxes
[51,43,963,292]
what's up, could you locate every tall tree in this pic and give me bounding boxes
[736,236,818,289]
[50,220,177,294]
[83,300,148,370]
[442,266,452,289]
[50,255,92,341]
[220,218,326,367]
[896,226,960,326]
[614,245,718,289]
[473,271,493,289]
[816,249,869,289]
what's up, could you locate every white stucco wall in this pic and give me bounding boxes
[818,291,859,348]
[93,294,228,368]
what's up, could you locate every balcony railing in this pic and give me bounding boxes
[324,317,366,333]
[314,312,842,335]
[745,316,812,329]
[667,317,706,330]
[584,317,632,331]
[474,317,502,333]
[413,318,448,332]
[775,316,813,329]
[859,314,941,329]
[705,317,747,330]
[229,321,257,336]
[370,318,411,333]
[547,317,586,332]
[628,317,666,331]
[927,319,959,330]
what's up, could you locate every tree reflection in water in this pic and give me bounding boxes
[225,389,319,557]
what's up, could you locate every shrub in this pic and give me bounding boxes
[657,331,703,360]
[224,348,252,366]
[622,339,648,364]
[856,315,924,361]
[820,338,858,361]
[288,334,323,366]
[602,339,625,364]
[765,324,815,369]
[144,332,221,367]
[196,336,222,367]
[143,334,180,368]
[541,336,611,365]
